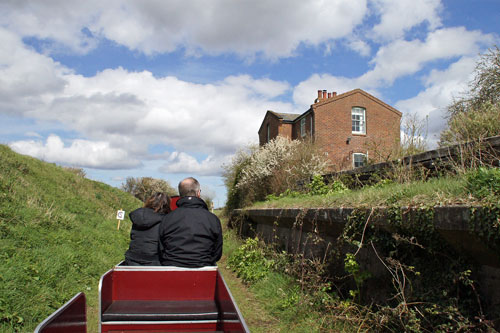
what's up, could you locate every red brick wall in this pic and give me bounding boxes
[259,114,293,145]
[291,113,313,140]
[313,90,401,170]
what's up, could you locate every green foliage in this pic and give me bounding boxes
[308,174,330,195]
[344,253,371,302]
[265,189,303,201]
[121,176,177,202]
[465,167,500,199]
[0,144,141,332]
[227,237,274,283]
[308,175,349,196]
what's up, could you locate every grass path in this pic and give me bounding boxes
[218,254,282,332]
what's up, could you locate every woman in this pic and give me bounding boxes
[124,192,171,266]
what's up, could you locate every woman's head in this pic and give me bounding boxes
[144,192,171,214]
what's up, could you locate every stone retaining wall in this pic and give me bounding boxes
[230,206,500,316]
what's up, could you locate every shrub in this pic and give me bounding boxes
[227,237,274,283]
[465,167,500,199]
[308,174,348,196]
[223,137,330,210]
[121,176,177,202]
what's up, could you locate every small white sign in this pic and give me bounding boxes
[116,210,125,220]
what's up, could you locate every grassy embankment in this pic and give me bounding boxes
[0,144,140,332]
[251,174,494,209]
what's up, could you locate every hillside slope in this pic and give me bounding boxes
[0,145,141,332]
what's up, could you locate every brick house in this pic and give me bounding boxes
[258,89,402,170]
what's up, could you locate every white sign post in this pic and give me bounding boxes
[116,209,125,230]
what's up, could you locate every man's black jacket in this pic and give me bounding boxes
[159,196,222,267]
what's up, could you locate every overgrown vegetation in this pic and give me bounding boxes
[228,171,500,330]
[440,45,500,146]
[0,145,140,332]
[222,136,330,212]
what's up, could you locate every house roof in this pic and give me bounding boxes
[257,110,300,134]
[269,111,300,122]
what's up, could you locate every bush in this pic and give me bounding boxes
[227,237,274,283]
[121,177,177,202]
[223,137,330,210]
[309,175,349,196]
[465,167,500,199]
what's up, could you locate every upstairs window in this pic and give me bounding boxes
[300,118,306,137]
[353,153,367,168]
[352,107,366,134]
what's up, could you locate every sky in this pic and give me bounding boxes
[1,0,499,207]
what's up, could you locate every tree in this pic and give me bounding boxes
[400,112,428,156]
[440,46,500,146]
[122,177,177,202]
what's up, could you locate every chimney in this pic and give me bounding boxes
[322,90,327,99]
[327,92,331,98]
[317,90,322,99]
[332,91,337,97]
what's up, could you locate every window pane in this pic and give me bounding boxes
[353,153,366,168]
[351,107,365,134]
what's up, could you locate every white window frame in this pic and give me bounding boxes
[352,107,366,134]
[353,153,367,168]
[300,118,306,137]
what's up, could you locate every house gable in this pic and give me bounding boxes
[258,110,300,146]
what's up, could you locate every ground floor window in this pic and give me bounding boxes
[353,153,367,168]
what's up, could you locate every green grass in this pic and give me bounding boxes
[0,145,141,332]
[251,175,491,209]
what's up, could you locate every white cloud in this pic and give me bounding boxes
[345,37,372,57]
[0,30,295,171]
[395,56,478,146]
[159,152,230,176]
[362,27,493,86]
[0,0,368,58]
[370,0,443,41]
[0,28,68,114]
[9,134,141,169]
[293,27,493,108]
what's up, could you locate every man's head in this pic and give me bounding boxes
[178,177,201,197]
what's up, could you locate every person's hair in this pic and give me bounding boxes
[144,192,171,214]
[178,177,200,197]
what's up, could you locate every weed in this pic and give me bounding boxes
[465,167,500,199]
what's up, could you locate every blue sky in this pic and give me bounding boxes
[1,0,499,207]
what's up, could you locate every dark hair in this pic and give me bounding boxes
[178,177,200,197]
[144,192,171,214]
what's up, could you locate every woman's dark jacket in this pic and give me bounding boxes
[159,196,222,267]
[124,207,166,266]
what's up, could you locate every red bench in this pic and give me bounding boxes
[99,265,249,332]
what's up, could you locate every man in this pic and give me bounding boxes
[159,177,223,267]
